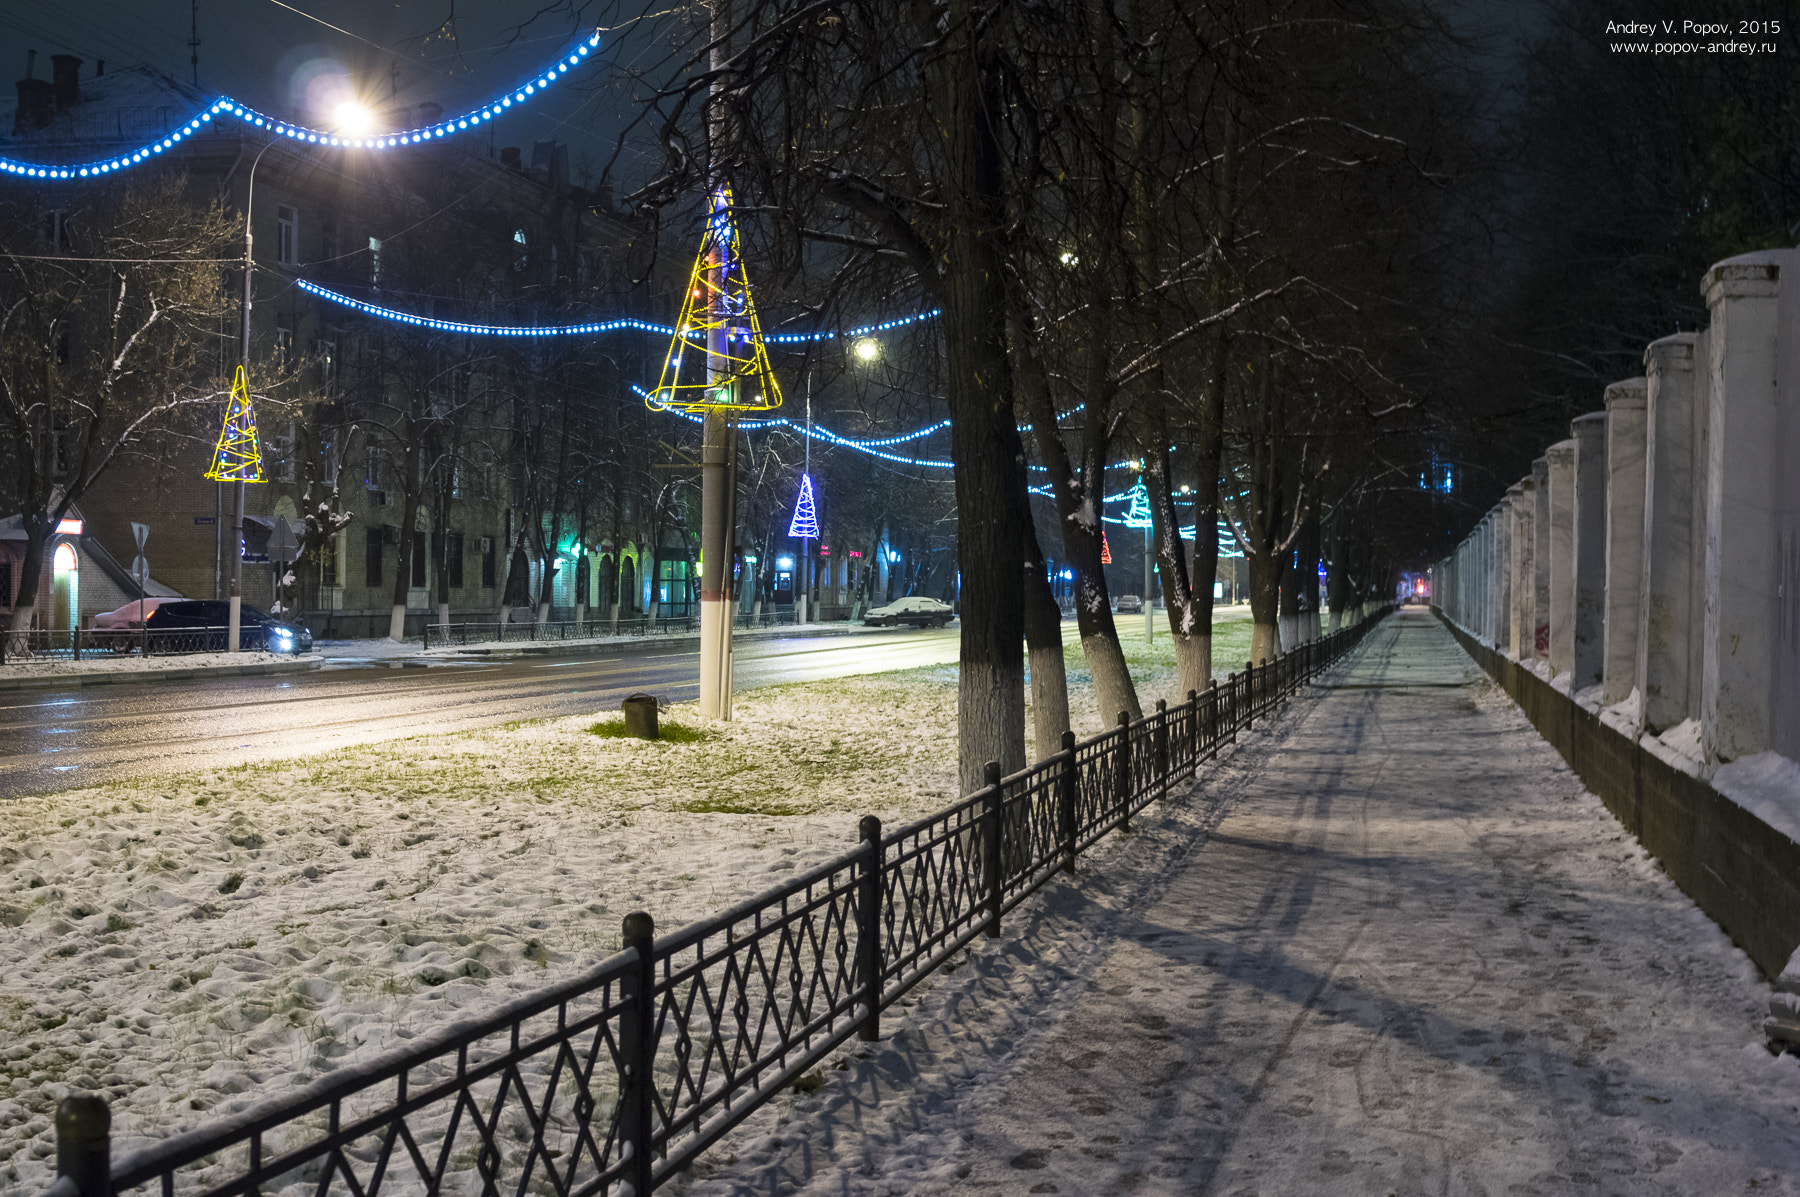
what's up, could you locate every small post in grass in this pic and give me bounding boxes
[622,693,661,741]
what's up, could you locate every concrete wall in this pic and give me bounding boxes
[1442,612,1800,982]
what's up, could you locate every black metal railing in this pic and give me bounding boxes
[44,608,1389,1197]
[419,610,802,650]
[0,626,294,665]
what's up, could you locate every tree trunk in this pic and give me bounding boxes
[390,493,421,643]
[1249,548,1282,664]
[1011,310,1141,727]
[936,0,1030,791]
[1145,414,1208,699]
[1022,521,1069,764]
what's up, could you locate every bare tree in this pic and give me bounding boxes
[0,178,236,638]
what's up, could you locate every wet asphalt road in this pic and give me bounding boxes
[0,627,961,798]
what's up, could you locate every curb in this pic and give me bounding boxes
[418,622,867,659]
[0,657,323,693]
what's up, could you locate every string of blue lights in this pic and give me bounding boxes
[1,31,602,180]
[299,279,940,346]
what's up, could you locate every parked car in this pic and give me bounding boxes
[91,597,188,652]
[863,596,956,628]
[144,600,313,654]
[1115,594,1143,614]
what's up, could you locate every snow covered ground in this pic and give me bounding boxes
[671,610,1800,1195]
[0,607,1259,1191]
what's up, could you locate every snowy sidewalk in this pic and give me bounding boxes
[684,609,1800,1196]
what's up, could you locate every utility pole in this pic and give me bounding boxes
[230,138,277,651]
[697,2,737,720]
[188,0,200,86]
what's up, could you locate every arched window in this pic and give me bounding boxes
[513,228,528,273]
[53,543,77,572]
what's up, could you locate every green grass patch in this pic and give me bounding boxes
[588,720,712,744]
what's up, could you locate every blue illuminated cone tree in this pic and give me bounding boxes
[787,474,819,540]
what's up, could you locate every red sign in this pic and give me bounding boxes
[55,518,83,535]
[848,550,862,558]
[819,545,831,558]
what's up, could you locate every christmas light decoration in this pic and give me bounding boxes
[650,186,782,413]
[299,280,676,338]
[1,32,603,179]
[787,474,820,539]
[301,279,939,347]
[205,366,265,483]
[1122,480,1153,529]
[1101,531,1113,565]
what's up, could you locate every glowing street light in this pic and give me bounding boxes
[852,337,881,364]
[332,101,377,139]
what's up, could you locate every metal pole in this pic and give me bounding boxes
[1143,523,1153,643]
[800,368,812,625]
[230,138,276,652]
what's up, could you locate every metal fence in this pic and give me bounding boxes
[419,609,801,650]
[0,627,276,665]
[43,609,1388,1197]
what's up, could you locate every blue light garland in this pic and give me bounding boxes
[298,280,675,337]
[301,279,940,347]
[1,31,601,179]
[631,384,955,466]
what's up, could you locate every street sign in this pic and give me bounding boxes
[131,556,149,580]
[131,521,149,551]
[269,515,300,562]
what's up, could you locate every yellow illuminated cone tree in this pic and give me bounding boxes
[649,186,783,414]
[205,365,265,483]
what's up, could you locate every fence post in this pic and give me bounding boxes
[1114,711,1132,831]
[1245,662,1255,729]
[856,815,883,1042]
[619,911,657,1196]
[1185,690,1199,776]
[72,627,81,663]
[1058,730,1077,873]
[422,624,431,651]
[56,1094,110,1197]
[1154,699,1169,800]
[982,761,1003,938]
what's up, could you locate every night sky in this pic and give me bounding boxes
[0,0,651,186]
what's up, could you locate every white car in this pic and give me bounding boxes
[863,596,956,628]
[93,597,184,629]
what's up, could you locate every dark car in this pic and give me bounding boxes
[145,601,313,654]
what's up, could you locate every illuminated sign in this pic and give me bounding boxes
[819,545,831,558]
[848,550,862,558]
[55,518,83,535]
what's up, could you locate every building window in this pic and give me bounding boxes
[50,428,72,479]
[311,338,337,395]
[411,530,427,588]
[316,540,337,589]
[365,528,383,588]
[0,560,11,607]
[277,205,298,266]
[480,536,496,589]
[513,228,527,273]
[274,326,293,368]
[43,209,70,253]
